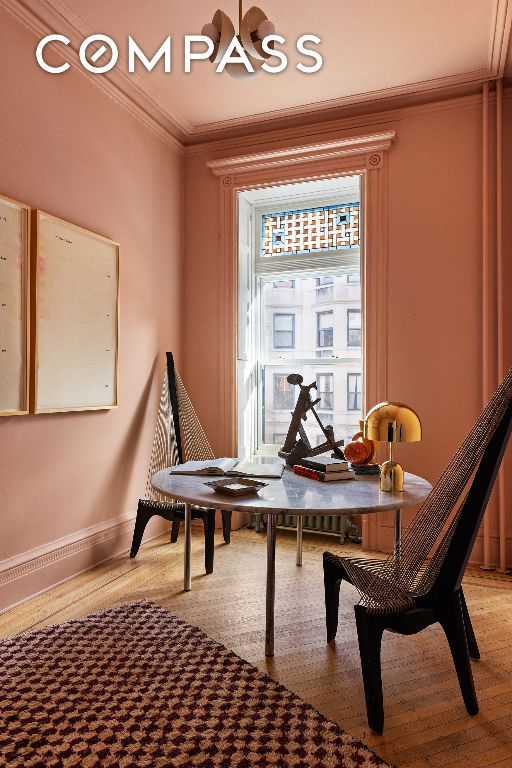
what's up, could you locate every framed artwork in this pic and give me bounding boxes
[31,211,120,413]
[0,193,30,416]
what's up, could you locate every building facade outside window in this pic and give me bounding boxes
[317,310,333,348]
[273,279,295,288]
[347,272,360,284]
[273,313,295,348]
[347,372,362,411]
[273,373,295,410]
[347,309,361,347]
[316,372,334,410]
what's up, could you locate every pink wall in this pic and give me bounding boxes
[0,8,183,609]
[183,93,512,565]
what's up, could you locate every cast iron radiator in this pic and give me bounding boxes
[247,512,360,543]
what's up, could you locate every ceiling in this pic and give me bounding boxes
[5,0,512,143]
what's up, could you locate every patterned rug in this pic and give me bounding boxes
[1,601,393,767]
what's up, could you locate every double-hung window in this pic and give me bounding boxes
[347,373,362,411]
[316,373,334,410]
[237,181,364,456]
[347,309,361,347]
[273,313,295,349]
[317,311,333,348]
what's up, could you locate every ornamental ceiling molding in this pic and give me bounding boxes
[207,131,396,178]
[1,0,510,145]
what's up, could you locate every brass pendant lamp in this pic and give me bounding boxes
[201,1,276,79]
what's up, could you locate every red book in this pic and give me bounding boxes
[293,465,355,482]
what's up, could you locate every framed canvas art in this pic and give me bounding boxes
[0,193,30,416]
[31,211,119,413]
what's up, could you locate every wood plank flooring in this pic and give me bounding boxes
[1,527,511,768]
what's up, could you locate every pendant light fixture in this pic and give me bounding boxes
[201,1,276,79]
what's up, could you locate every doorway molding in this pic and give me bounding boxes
[207,130,395,549]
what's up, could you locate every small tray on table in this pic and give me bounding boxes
[204,478,268,496]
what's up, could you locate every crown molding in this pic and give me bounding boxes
[186,91,489,157]
[207,131,396,177]
[1,0,511,148]
[0,0,187,153]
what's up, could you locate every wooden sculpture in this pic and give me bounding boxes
[278,374,344,467]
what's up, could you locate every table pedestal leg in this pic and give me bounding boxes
[184,503,192,592]
[265,514,277,657]
[296,516,303,567]
[394,508,401,564]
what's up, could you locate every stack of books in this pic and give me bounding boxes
[293,456,355,482]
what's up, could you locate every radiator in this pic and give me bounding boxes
[248,512,360,543]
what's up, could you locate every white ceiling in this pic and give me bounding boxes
[7,0,512,142]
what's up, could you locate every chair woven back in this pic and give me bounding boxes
[344,369,512,614]
[144,353,214,504]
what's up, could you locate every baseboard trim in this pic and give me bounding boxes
[0,511,169,613]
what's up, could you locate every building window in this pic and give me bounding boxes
[347,373,362,411]
[316,373,334,410]
[261,202,360,257]
[317,311,333,348]
[347,272,360,284]
[347,309,361,347]
[273,279,295,288]
[315,276,334,300]
[273,313,295,349]
[273,374,295,410]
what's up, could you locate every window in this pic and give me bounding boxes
[315,276,334,300]
[273,279,295,288]
[347,373,362,411]
[273,313,295,349]
[273,374,295,410]
[347,272,360,284]
[317,311,333,348]
[347,309,361,347]
[316,373,334,410]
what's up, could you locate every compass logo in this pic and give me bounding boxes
[35,34,323,75]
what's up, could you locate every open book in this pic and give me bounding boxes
[169,458,284,479]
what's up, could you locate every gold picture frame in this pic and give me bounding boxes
[30,210,120,413]
[0,193,30,416]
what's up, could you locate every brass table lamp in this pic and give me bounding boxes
[364,402,422,491]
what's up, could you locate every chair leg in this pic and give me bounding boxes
[439,591,479,715]
[130,506,154,558]
[204,510,216,574]
[221,510,232,544]
[170,520,180,543]
[354,605,385,734]
[323,552,342,642]
[460,589,480,660]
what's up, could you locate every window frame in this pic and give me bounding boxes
[273,312,295,349]
[316,372,334,411]
[317,310,334,349]
[347,372,362,411]
[272,372,295,411]
[347,308,361,347]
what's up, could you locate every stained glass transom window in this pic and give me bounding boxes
[261,203,360,258]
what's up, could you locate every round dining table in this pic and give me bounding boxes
[151,467,432,656]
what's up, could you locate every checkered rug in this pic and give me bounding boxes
[1,601,393,767]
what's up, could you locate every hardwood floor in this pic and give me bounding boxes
[1,526,511,768]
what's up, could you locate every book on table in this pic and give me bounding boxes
[293,464,355,482]
[169,458,284,479]
[299,456,349,473]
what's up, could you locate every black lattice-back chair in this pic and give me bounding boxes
[130,353,232,573]
[323,369,512,733]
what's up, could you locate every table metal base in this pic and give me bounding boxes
[184,503,191,592]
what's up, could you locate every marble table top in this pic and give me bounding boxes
[151,467,432,516]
